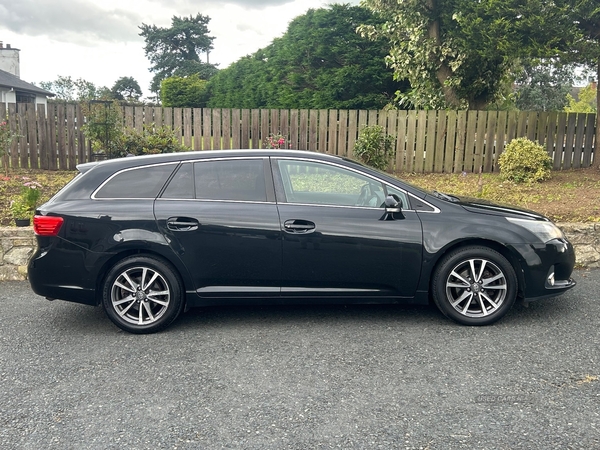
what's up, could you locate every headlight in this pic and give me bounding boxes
[506,217,565,243]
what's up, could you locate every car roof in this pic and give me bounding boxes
[77,149,348,173]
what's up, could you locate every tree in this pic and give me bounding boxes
[160,75,208,107]
[205,4,405,109]
[564,83,597,113]
[514,61,575,111]
[359,0,573,109]
[139,14,218,93]
[559,0,600,166]
[111,77,143,101]
[39,76,110,101]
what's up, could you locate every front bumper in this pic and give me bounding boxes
[511,238,576,301]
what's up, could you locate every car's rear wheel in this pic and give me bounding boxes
[432,246,517,325]
[102,256,184,334]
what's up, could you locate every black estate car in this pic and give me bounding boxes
[28,150,576,333]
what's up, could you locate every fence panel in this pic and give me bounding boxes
[572,113,586,169]
[583,113,595,167]
[2,104,596,172]
[434,111,447,173]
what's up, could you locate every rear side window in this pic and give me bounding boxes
[161,163,194,199]
[95,164,177,199]
[194,159,266,202]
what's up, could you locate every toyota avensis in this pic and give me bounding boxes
[28,150,576,333]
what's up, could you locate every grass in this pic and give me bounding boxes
[1,166,599,226]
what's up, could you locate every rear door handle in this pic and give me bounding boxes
[283,219,315,234]
[166,217,199,231]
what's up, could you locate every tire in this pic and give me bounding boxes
[431,246,517,326]
[102,256,184,334]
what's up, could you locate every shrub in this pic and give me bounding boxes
[82,101,124,158]
[115,125,190,157]
[498,138,552,183]
[353,125,394,171]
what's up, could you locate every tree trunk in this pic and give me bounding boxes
[469,98,488,110]
[426,0,462,109]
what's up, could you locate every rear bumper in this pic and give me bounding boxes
[27,238,105,306]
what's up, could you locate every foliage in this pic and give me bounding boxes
[264,133,288,150]
[359,0,574,109]
[9,198,30,220]
[39,76,111,102]
[498,138,552,183]
[139,14,218,93]
[111,77,143,101]
[205,5,404,110]
[114,125,190,157]
[1,171,76,225]
[9,178,42,219]
[160,75,208,107]
[353,125,394,171]
[565,83,597,113]
[514,61,575,111]
[82,102,124,158]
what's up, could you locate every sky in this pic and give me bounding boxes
[0,0,360,99]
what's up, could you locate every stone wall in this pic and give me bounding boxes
[0,226,36,281]
[1,223,599,282]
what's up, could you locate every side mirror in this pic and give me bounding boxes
[384,194,402,213]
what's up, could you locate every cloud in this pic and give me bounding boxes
[0,0,141,43]
[145,0,297,10]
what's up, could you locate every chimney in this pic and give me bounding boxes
[0,42,20,78]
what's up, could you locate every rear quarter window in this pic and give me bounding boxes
[94,164,177,199]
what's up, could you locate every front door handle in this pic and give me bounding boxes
[166,217,199,231]
[283,219,315,234]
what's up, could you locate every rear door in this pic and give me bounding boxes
[154,157,281,298]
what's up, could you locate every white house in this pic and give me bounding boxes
[0,42,54,109]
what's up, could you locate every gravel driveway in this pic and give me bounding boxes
[1,269,599,449]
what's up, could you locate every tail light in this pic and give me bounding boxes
[33,215,64,236]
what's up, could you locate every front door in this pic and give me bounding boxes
[273,157,423,299]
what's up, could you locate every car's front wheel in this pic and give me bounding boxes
[432,246,517,325]
[102,256,184,334]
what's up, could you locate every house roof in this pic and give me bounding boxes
[0,68,55,97]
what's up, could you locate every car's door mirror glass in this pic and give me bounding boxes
[385,185,410,210]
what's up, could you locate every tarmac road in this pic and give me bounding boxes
[1,269,599,449]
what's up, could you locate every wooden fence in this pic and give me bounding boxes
[1,103,596,173]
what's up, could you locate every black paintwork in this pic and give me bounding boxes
[28,150,576,309]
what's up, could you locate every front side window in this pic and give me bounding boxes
[95,164,177,199]
[194,159,267,202]
[276,159,385,207]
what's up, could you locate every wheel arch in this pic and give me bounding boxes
[427,238,526,300]
[94,249,192,306]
